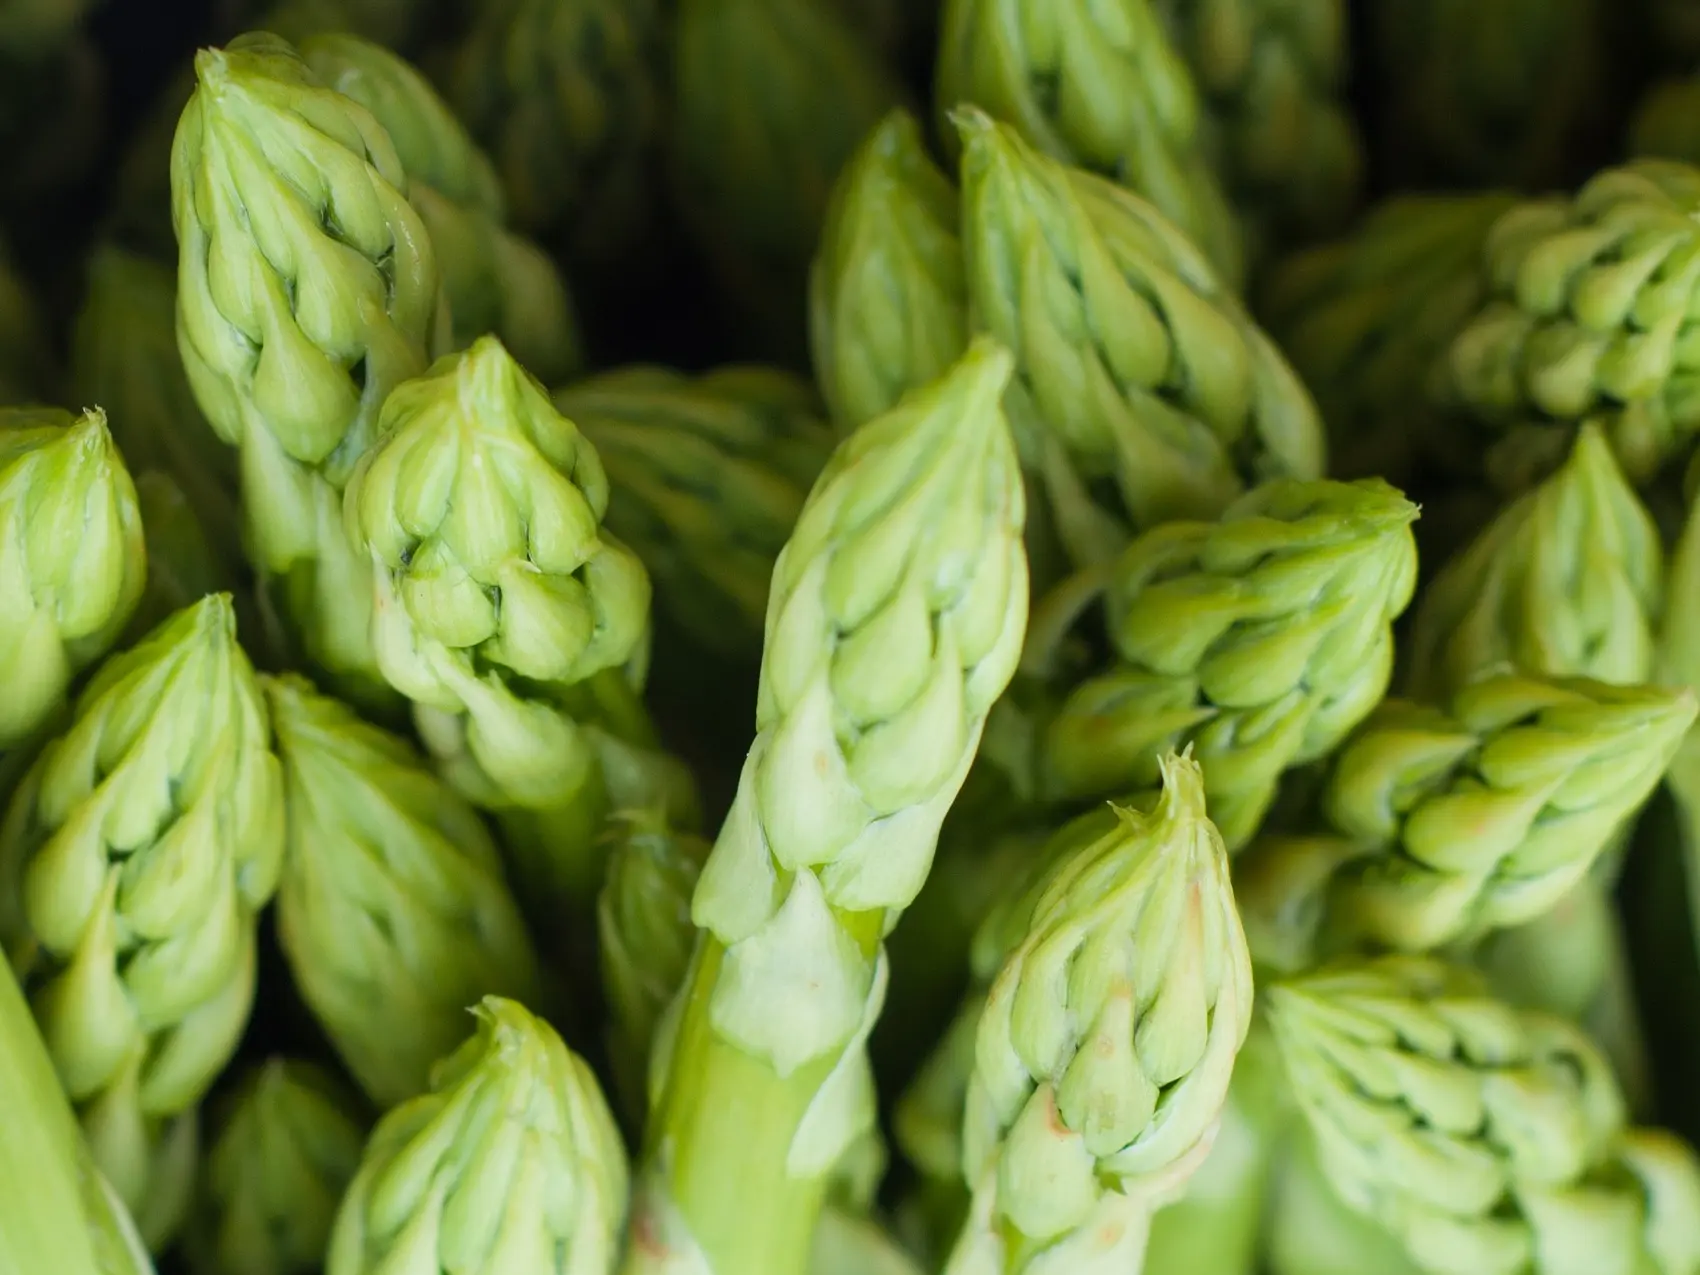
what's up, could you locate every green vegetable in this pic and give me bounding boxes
[299,31,584,385]
[1366,0,1610,189]
[1028,476,1418,850]
[627,338,1027,1275]
[183,1059,367,1275]
[0,406,146,752]
[327,997,629,1275]
[0,594,284,1250]
[446,0,667,276]
[954,107,1325,571]
[1442,161,1700,489]
[810,108,968,433]
[937,0,1244,287]
[1258,191,1517,485]
[554,364,836,663]
[1266,954,1700,1275]
[1235,671,1697,963]
[71,245,242,578]
[941,753,1253,1274]
[1154,0,1362,266]
[596,808,712,1128]
[265,672,547,1110]
[0,955,156,1275]
[345,335,698,921]
[171,32,440,708]
[1404,423,1665,703]
[670,0,908,354]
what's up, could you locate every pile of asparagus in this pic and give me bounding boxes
[3,0,1700,1273]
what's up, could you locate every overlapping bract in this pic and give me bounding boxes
[954,108,1324,568]
[1237,672,1698,963]
[1267,955,1700,1275]
[1154,0,1362,265]
[0,406,146,750]
[171,32,439,702]
[556,364,836,661]
[937,0,1243,285]
[346,335,693,906]
[299,31,583,386]
[326,997,629,1275]
[810,108,968,432]
[1406,425,1665,701]
[0,595,283,1248]
[1442,160,1700,488]
[1259,192,1516,484]
[690,336,1028,1082]
[266,673,545,1110]
[1037,477,1418,849]
[947,754,1252,1273]
[184,1059,367,1275]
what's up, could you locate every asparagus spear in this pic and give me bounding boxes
[1024,475,1418,850]
[171,32,441,708]
[0,955,156,1275]
[327,997,630,1275]
[345,335,699,926]
[936,0,1244,286]
[941,753,1253,1273]
[0,406,146,752]
[1441,160,1700,488]
[624,338,1028,1275]
[265,673,547,1110]
[810,108,968,434]
[952,108,1324,572]
[1266,953,1700,1275]
[183,1059,367,1275]
[298,31,585,385]
[1405,424,1664,703]
[1235,670,1697,964]
[0,595,284,1250]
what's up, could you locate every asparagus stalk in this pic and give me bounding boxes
[0,955,155,1275]
[624,338,1028,1275]
[345,335,698,927]
[0,406,147,751]
[171,32,441,708]
[182,1059,367,1275]
[0,595,284,1250]
[327,997,630,1275]
[940,753,1254,1273]
[265,673,547,1109]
